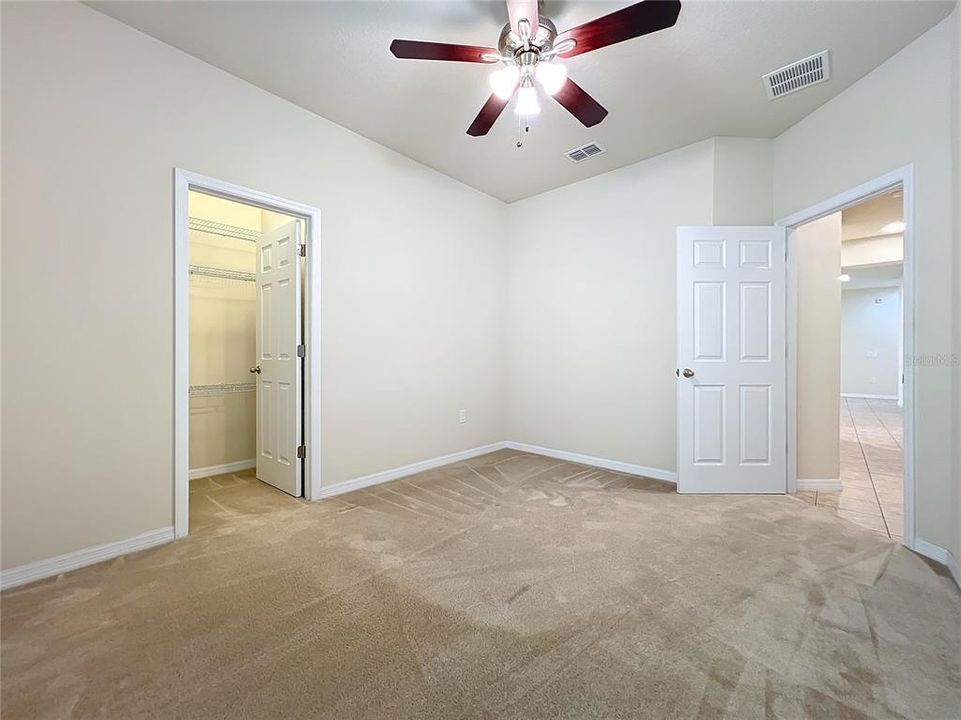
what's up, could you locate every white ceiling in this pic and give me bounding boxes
[88,1,955,202]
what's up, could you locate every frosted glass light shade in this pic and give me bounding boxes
[535,62,567,95]
[515,85,541,116]
[489,65,520,100]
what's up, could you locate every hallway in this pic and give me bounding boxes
[799,398,904,540]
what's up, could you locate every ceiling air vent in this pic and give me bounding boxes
[763,50,831,100]
[566,142,605,163]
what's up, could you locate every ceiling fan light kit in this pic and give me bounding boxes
[515,83,541,117]
[490,65,520,100]
[534,61,568,96]
[390,0,682,138]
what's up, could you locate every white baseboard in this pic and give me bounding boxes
[312,440,677,502]
[912,538,961,589]
[796,478,843,492]
[1,527,175,592]
[311,442,509,500]
[189,459,255,480]
[840,393,899,401]
[504,441,677,484]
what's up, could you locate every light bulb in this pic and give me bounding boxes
[881,221,905,234]
[838,274,851,283]
[515,85,540,116]
[535,61,567,95]
[489,65,519,100]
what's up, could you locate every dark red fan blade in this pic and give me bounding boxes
[467,94,511,136]
[557,0,681,58]
[390,39,498,63]
[554,78,608,127]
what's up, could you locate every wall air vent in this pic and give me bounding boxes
[763,50,831,100]
[566,142,605,163]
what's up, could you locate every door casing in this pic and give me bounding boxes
[174,169,322,538]
[776,165,916,550]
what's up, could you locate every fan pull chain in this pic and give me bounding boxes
[516,115,531,148]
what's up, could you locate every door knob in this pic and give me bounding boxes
[249,365,261,375]
[682,368,695,378]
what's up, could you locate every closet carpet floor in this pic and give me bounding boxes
[2,450,959,719]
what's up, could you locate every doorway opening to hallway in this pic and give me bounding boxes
[791,185,907,541]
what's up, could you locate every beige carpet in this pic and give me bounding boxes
[2,450,959,719]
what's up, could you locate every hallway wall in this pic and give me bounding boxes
[841,287,902,398]
[795,213,842,482]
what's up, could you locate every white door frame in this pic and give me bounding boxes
[776,165,915,549]
[173,169,322,538]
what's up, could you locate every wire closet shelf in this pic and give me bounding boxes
[189,217,260,396]
[188,216,260,282]
[189,382,256,398]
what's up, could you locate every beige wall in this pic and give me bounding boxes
[1,2,507,569]
[773,10,959,552]
[795,214,842,481]
[505,141,716,472]
[712,138,774,225]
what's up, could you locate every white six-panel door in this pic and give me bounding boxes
[254,220,302,497]
[676,227,786,493]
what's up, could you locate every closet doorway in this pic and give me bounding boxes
[174,170,321,538]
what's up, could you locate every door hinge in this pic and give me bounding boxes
[296,445,306,459]
[297,344,306,358]
[298,244,306,257]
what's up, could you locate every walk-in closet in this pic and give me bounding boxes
[188,191,305,515]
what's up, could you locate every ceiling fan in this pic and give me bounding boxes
[389,0,682,137]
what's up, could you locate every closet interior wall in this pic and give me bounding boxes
[187,192,291,476]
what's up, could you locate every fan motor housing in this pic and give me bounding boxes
[497,17,558,59]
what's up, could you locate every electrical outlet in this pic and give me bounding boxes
[459,409,467,424]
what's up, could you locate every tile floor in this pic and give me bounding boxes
[798,397,903,540]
